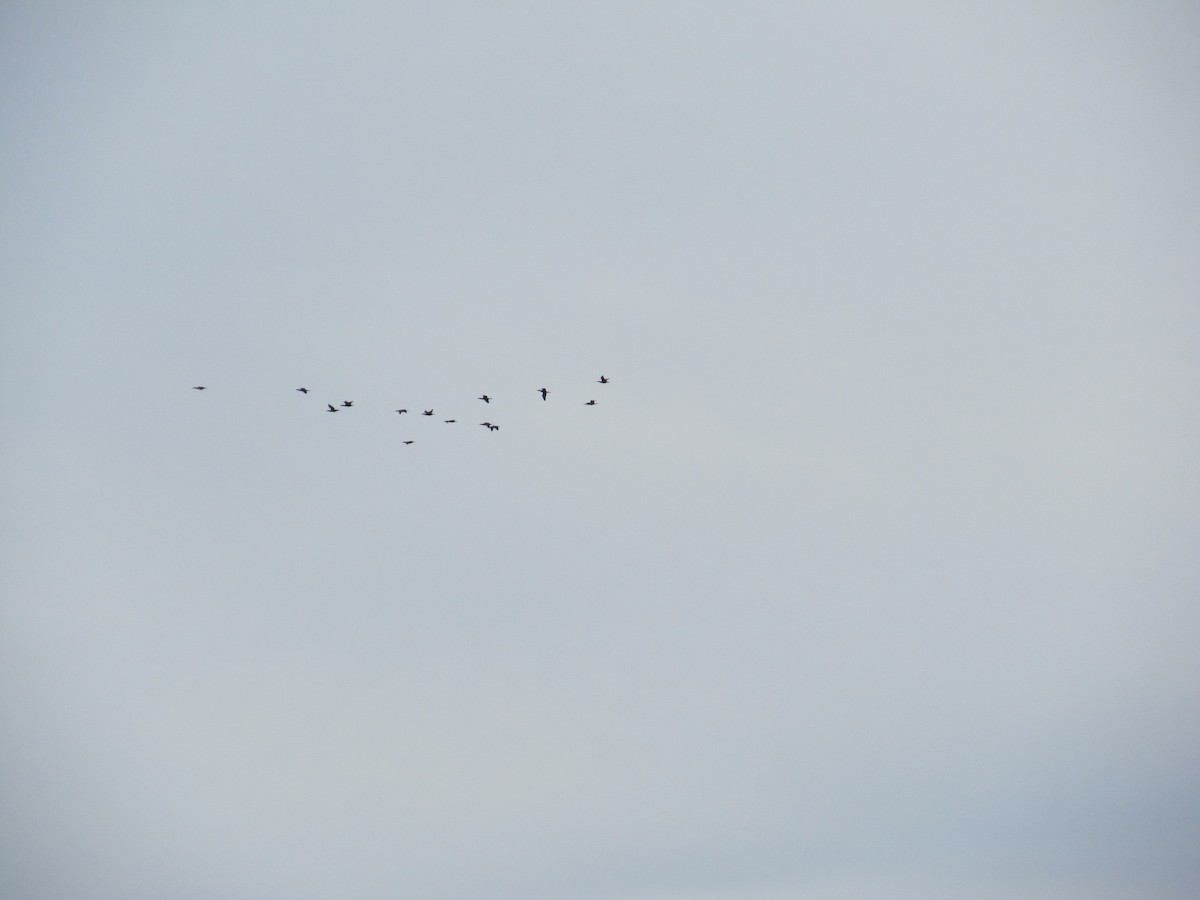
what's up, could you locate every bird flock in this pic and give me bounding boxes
[190,376,611,446]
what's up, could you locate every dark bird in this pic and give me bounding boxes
[326,404,339,412]
[192,386,207,390]
[538,388,549,400]
[423,410,434,416]
[478,394,491,403]
[489,424,499,431]
[480,422,492,428]
[585,400,596,405]
[403,440,414,445]
[444,419,456,423]
[597,375,609,384]
[341,400,354,407]
[395,408,408,415]
[296,387,310,394]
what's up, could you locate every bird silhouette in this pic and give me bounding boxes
[326,404,339,412]
[538,388,549,400]
[403,440,414,445]
[395,408,408,414]
[341,400,354,407]
[444,419,456,423]
[480,422,493,428]
[192,386,206,390]
[597,375,608,384]
[422,410,434,416]
[478,394,491,403]
[585,400,596,405]
[296,387,309,393]
[489,424,499,431]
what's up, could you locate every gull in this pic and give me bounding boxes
[597,375,609,384]
[478,394,491,403]
[538,387,549,400]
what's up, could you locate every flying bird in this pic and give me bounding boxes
[585,400,596,405]
[341,400,354,407]
[444,419,456,423]
[422,410,434,416]
[597,375,609,384]
[192,386,206,390]
[403,440,414,445]
[326,404,339,412]
[480,422,493,428]
[538,388,549,400]
[395,408,408,415]
[296,387,310,394]
[478,395,491,403]
[489,424,499,431]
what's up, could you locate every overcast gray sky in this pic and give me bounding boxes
[2,3,1199,899]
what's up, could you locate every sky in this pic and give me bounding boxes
[2,2,1198,898]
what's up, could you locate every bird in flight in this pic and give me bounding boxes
[538,388,549,400]
[395,408,407,415]
[341,400,354,408]
[326,404,339,413]
[480,421,493,428]
[478,394,491,403]
[585,400,596,405]
[422,409,434,416]
[488,424,499,431]
[597,375,608,384]
[403,440,414,445]
[192,386,206,391]
[296,387,310,394]
[444,419,457,423]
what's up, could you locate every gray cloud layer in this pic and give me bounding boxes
[2,3,1198,899]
